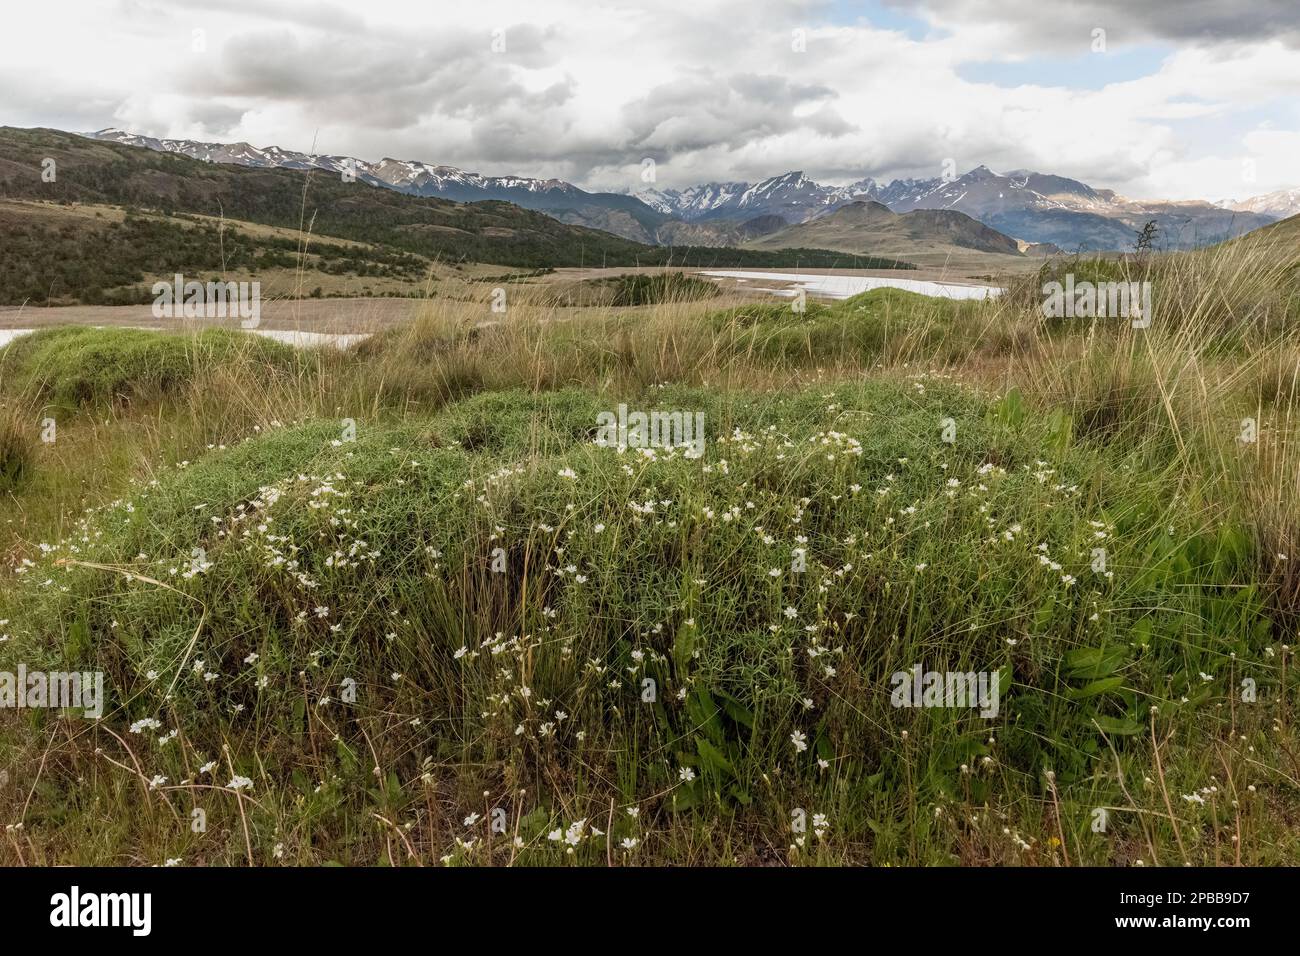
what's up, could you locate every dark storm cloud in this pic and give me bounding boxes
[195,23,557,100]
[622,71,848,153]
[0,67,123,133]
[172,21,573,138]
[182,101,248,136]
[160,0,370,36]
[10,0,1295,199]
[888,0,1300,47]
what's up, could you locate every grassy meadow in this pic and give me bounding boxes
[2,233,1300,867]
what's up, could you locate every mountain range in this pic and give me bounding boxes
[744,200,1040,268]
[85,129,1289,253]
[640,166,1281,252]
[1221,188,1300,220]
[0,127,916,306]
[85,129,674,245]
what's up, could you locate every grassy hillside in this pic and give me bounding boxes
[747,200,1030,268]
[1219,210,1300,260]
[3,236,1300,866]
[0,199,433,306]
[0,128,913,290]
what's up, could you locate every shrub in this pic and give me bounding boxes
[1,326,300,409]
[1,378,1272,863]
[0,405,33,492]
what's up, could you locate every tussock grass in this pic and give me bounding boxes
[0,403,32,493]
[593,271,722,306]
[1,326,303,409]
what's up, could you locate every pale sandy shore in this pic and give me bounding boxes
[0,296,424,332]
[699,270,1004,300]
[0,263,1028,337]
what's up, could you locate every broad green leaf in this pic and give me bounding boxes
[1091,715,1144,736]
[1067,676,1125,700]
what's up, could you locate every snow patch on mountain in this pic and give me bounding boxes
[1223,188,1300,219]
[82,128,1282,251]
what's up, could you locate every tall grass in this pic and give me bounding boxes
[2,243,1300,867]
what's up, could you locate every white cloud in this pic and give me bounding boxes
[0,0,1296,200]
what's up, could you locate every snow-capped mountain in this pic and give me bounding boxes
[88,128,593,199]
[635,181,749,217]
[1223,188,1300,220]
[82,129,1280,251]
[364,158,583,200]
[84,128,667,243]
[878,165,1145,249]
[89,128,336,171]
[642,163,1276,250]
[639,171,880,223]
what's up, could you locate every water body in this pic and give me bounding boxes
[700,270,1004,301]
[248,330,371,349]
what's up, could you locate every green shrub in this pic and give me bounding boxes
[599,272,721,306]
[1,326,299,408]
[0,405,33,492]
[1,377,1272,863]
[705,287,989,365]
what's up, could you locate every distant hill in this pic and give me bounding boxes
[654,214,789,247]
[0,128,662,269]
[0,197,445,307]
[879,166,1278,253]
[744,200,1029,267]
[643,165,1279,252]
[85,128,676,244]
[80,128,1277,253]
[0,128,913,299]
[1216,209,1300,258]
[77,130,858,250]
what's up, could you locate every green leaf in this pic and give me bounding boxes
[669,788,700,812]
[1033,597,1056,630]
[685,688,724,742]
[1091,715,1144,736]
[719,693,754,730]
[1067,676,1125,700]
[726,784,752,806]
[695,736,735,778]
[673,622,696,670]
[990,387,1026,427]
[1044,408,1073,455]
[1064,645,1127,679]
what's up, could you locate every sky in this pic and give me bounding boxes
[2,0,1297,201]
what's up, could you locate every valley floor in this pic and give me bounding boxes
[0,265,1037,332]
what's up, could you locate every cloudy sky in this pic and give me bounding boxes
[2,0,1297,200]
